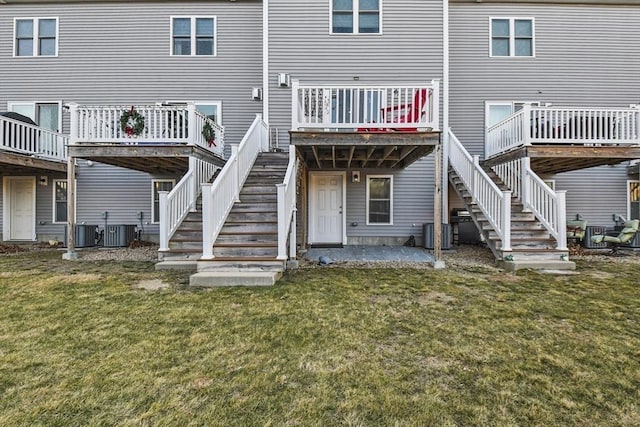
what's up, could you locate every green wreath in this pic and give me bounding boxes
[202,121,216,147]
[120,106,145,137]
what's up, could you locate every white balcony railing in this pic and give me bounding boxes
[292,80,440,132]
[68,103,225,157]
[492,158,567,250]
[486,105,640,158]
[449,129,511,252]
[0,115,68,162]
[201,114,269,259]
[158,157,219,251]
[277,145,298,261]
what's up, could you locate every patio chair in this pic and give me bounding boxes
[566,219,587,244]
[590,219,639,255]
[358,88,430,133]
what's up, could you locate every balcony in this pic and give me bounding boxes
[290,80,441,169]
[67,104,226,174]
[485,105,640,174]
[0,114,67,173]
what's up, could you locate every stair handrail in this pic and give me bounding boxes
[158,157,218,251]
[449,129,511,251]
[201,114,269,259]
[522,159,568,250]
[276,145,298,260]
[491,158,568,251]
[0,115,68,162]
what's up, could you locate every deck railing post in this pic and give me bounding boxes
[522,103,532,145]
[158,191,169,251]
[431,79,440,131]
[231,145,240,202]
[520,157,531,212]
[68,103,79,144]
[188,157,197,211]
[556,190,568,251]
[291,79,300,131]
[289,208,297,261]
[276,183,286,260]
[187,103,197,145]
[471,155,480,204]
[201,183,214,259]
[501,190,512,252]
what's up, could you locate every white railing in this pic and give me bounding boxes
[292,80,440,132]
[277,145,298,261]
[449,129,511,251]
[0,115,68,162]
[201,114,269,259]
[68,103,225,157]
[487,105,640,158]
[158,157,219,251]
[491,158,567,250]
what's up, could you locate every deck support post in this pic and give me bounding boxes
[63,155,78,260]
[433,136,445,268]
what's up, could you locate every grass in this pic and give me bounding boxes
[0,250,639,426]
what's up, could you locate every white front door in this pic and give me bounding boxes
[3,177,36,241]
[310,173,344,244]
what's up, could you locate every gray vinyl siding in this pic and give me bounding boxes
[0,1,262,241]
[450,2,640,225]
[269,0,444,240]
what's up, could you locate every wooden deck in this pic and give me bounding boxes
[68,144,226,175]
[290,131,441,169]
[482,145,640,174]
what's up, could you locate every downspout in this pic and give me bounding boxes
[262,0,269,125]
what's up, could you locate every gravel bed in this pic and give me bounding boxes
[79,245,159,262]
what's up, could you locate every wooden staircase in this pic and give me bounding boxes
[190,151,290,286]
[449,166,572,269]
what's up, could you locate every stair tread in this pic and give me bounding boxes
[201,256,281,262]
[214,242,278,247]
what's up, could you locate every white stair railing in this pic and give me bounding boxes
[449,129,511,252]
[158,157,218,251]
[201,114,269,259]
[0,115,68,162]
[491,158,567,250]
[277,145,298,261]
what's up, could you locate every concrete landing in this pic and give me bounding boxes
[155,260,198,271]
[304,245,435,263]
[497,259,576,272]
[189,271,282,287]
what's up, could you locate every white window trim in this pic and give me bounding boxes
[627,180,640,220]
[163,100,223,124]
[489,17,535,58]
[170,16,217,56]
[329,0,383,35]
[52,179,77,224]
[152,179,176,224]
[13,17,59,57]
[366,174,393,225]
[7,101,63,132]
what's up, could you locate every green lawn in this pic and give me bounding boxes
[0,250,639,426]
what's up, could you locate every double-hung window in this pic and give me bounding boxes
[490,18,534,57]
[366,175,393,225]
[152,180,176,223]
[14,17,58,57]
[171,17,216,56]
[53,180,68,223]
[331,0,381,34]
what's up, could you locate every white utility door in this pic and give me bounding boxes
[4,177,36,241]
[310,173,344,244]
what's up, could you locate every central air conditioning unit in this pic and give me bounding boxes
[423,223,452,250]
[583,226,609,249]
[103,224,137,247]
[64,225,98,248]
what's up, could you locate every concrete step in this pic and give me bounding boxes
[197,258,284,272]
[498,259,576,271]
[155,260,198,271]
[190,271,282,287]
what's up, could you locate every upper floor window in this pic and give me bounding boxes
[14,17,58,57]
[171,17,216,56]
[331,0,381,34]
[490,18,534,57]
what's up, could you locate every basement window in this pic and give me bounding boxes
[53,179,67,223]
[152,179,176,223]
[366,175,393,225]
